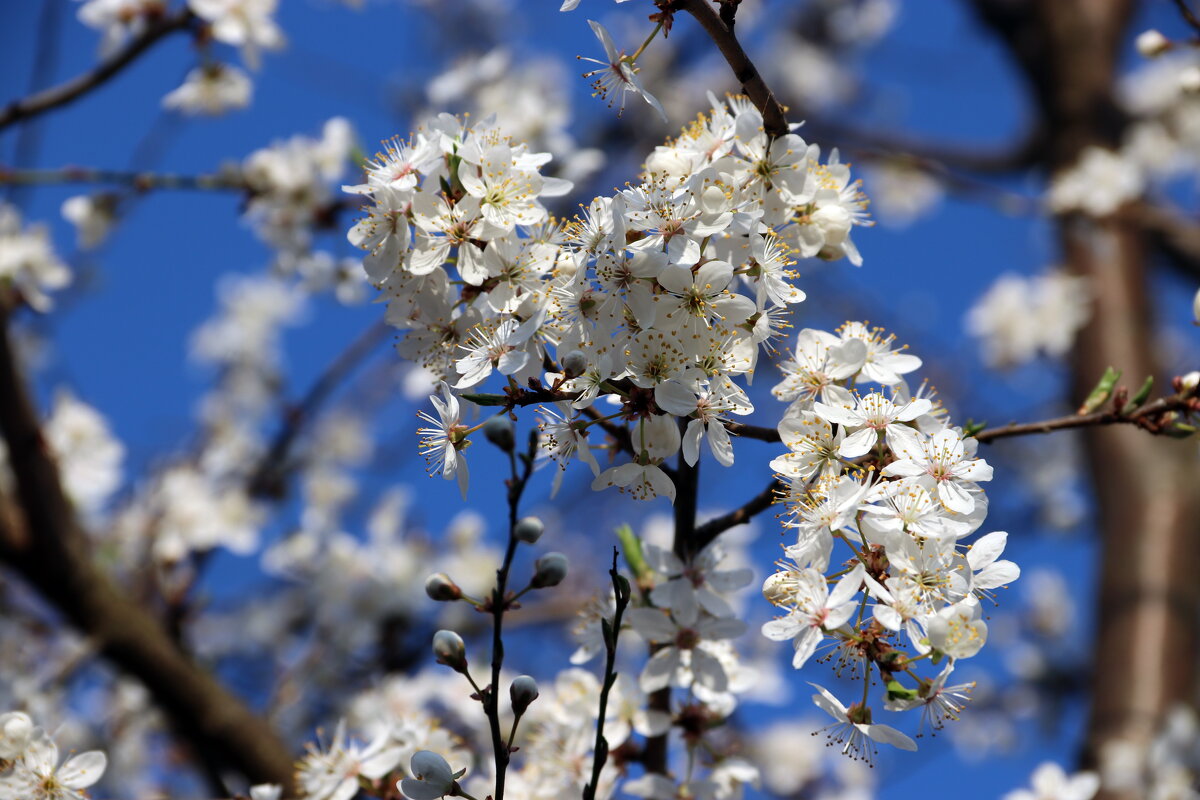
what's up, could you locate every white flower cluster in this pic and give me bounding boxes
[762,323,1019,758]
[74,0,278,114]
[244,117,357,261]
[162,62,253,116]
[348,94,869,501]
[965,270,1092,368]
[0,711,107,800]
[0,204,71,313]
[74,0,166,55]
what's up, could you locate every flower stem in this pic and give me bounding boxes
[628,21,663,64]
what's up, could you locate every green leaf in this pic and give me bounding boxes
[962,419,988,438]
[885,679,919,701]
[615,525,650,583]
[460,392,510,407]
[1078,366,1122,414]
[1121,375,1154,414]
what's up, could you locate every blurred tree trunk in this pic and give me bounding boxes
[974,1,1200,795]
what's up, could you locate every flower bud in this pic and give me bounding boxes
[483,415,515,451]
[432,630,467,672]
[400,750,456,800]
[1181,371,1200,392]
[1136,29,1171,58]
[509,675,539,715]
[425,573,462,602]
[531,552,569,588]
[560,349,588,379]
[514,516,544,544]
[0,711,34,760]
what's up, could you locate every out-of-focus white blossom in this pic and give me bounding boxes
[1002,762,1100,800]
[187,0,284,69]
[1047,147,1143,217]
[61,194,116,249]
[75,0,164,54]
[0,205,71,312]
[966,270,1091,368]
[44,391,124,516]
[162,63,252,115]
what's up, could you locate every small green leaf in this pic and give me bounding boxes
[885,679,919,701]
[962,419,988,438]
[460,392,510,407]
[1121,375,1155,414]
[1167,422,1197,439]
[1079,366,1122,414]
[615,525,650,583]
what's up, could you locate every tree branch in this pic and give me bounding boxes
[692,477,783,552]
[0,9,196,133]
[247,319,391,498]
[0,301,295,792]
[972,386,1199,444]
[1133,201,1200,281]
[725,420,780,443]
[672,0,789,137]
[0,165,248,193]
[1172,0,1200,36]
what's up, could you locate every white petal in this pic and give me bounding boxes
[59,751,107,789]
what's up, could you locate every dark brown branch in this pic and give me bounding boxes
[1172,0,1200,35]
[725,420,780,443]
[672,0,789,137]
[692,478,783,552]
[0,9,195,133]
[248,320,391,498]
[484,430,538,800]
[0,302,295,791]
[972,388,1199,444]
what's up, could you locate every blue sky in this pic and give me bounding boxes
[1,1,1196,797]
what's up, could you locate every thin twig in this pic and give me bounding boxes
[582,550,632,800]
[484,429,538,800]
[0,165,248,192]
[1173,0,1200,35]
[5,0,64,206]
[0,8,196,132]
[972,388,1199,444]
[247,320,391,498]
